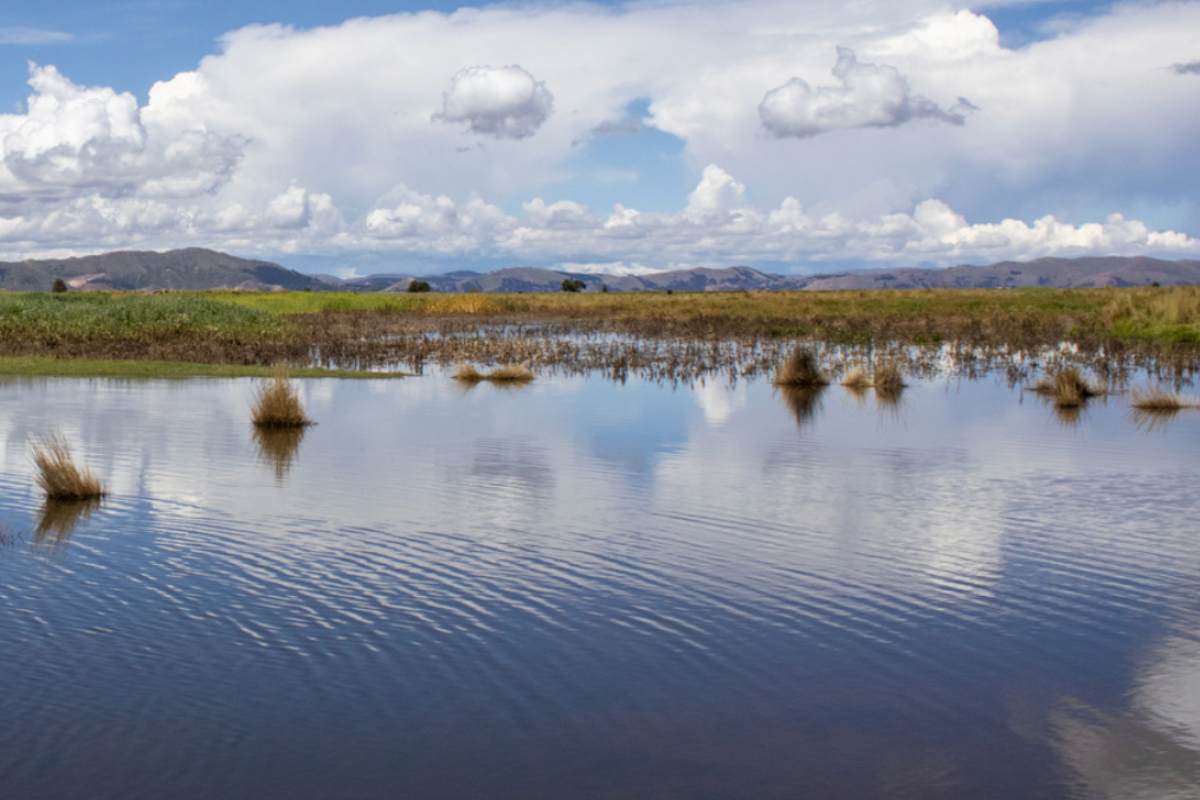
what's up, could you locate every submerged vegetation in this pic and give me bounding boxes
[251,371,313,428]
[30,436,106,500]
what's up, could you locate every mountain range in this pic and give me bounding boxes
[2,248,1199,293]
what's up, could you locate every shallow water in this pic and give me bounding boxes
[1,372,1198,799]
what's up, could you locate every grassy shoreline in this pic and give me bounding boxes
[0,287,1197,376]
[0,356,407,380]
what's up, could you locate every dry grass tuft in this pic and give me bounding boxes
[1130,386,1196,411]
[453,363,534,383]
[873,362,906,399]
[251,370,312,427]
[1032,368,1103,408]
[487,363,535,382]
[841,367,871,390]
[774,347,827,386]
[30,435,105,500]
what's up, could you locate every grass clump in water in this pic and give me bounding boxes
[774,347,827,386]
[251,370,313,427]
[1130,386,1197,411]
[1032,368,1104,408]
[30,435,106,500]
[873,362,906,401]
[453,363,534,383]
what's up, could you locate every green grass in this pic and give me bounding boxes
[0,356,407,380]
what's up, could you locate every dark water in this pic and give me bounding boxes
[1,373,1198,799]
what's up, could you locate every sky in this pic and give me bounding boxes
[0,0,1197,276]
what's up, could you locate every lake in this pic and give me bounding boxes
[1,371,1198,798]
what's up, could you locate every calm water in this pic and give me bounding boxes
[1,372,1198,799]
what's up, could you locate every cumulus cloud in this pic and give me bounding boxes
[759,47,971,139]
[1172,61,1200,76]
[363,184,511,252]
[434,65,553,139]
[0,65,243,202]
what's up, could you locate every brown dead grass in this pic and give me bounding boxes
[1130,386,1197,411]
[774,347,827,386]
[31,435,105,500]
[251,370,312,427]
[1032,368,1104,408]
[453,363,534,383]
[873,362,906,400]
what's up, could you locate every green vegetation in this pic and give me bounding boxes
[0,356,405,379]
[408,280,432,293]
[0,286,1197,374]
[561,278,586,293]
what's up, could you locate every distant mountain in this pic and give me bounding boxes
[349,257,1200,293]
[1,249,1197,293]
[0,248,325,291]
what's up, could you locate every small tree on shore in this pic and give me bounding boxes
[561,278,586,293]
[408,280,432,293]
[51,278,68,293]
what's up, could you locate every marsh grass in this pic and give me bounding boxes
[251,370,312,427]
[453,363,534,383]
[30,436,105,500]
[1129,386,1197,411]
[873,362,906,401]
[1032,368,1104,408]
[774,347,827,386]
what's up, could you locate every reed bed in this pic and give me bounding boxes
[251,371,313,427]
[30,436,105,500]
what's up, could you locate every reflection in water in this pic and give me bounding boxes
[1130,407,1181,432]
[0,374,1197,798]
[253,425,307,481]
[35,497,102,549]
[777,384,825,429]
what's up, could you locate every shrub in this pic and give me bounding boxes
[408,280,432,293]
[51,278,68,293]
[561,278,586,293]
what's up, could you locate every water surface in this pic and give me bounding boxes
[1,373,1198,798]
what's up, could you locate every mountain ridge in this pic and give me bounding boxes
[2,249,1199,292]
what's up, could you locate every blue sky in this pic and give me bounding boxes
[0,0,1196,274]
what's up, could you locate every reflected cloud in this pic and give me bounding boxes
[253,426,307,482]
[35,497,102,550]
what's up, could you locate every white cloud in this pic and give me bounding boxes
[759,47,969,138]
[0,1,1197,267]
[0,65,243,201]
[435,65,554,139]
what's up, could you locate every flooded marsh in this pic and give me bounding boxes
[1,364,1198,798]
